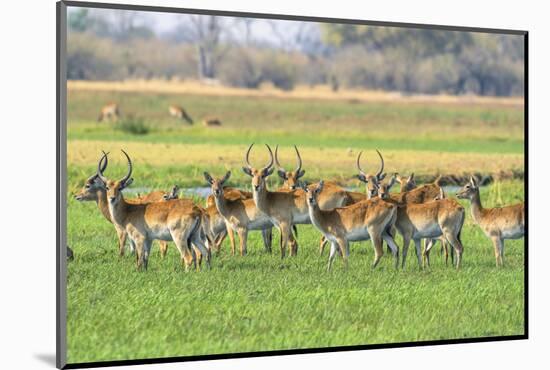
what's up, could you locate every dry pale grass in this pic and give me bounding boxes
[68,80,523,108]
[68,140,524,180]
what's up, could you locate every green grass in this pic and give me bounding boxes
[67,181,525,363]
[66,89,525,364]
[67,90,524,155]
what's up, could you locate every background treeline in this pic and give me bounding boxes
[67,9,524,96]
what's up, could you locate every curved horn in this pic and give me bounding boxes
[356,151,366,176]
[274,145,284,170]
[120,149,133,184]
[264,144,274,170]
[375,149,385,178]
[294,145,302,174]
[99,150,109,173]
[245,143,254,169]
[97,152,109,183]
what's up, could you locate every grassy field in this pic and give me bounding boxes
[66,83,525,364]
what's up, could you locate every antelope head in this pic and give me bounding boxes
[395,173,416,192]
[378,173,398,200]
[75,151,109,201]
[204,171,231,198]
[302,180,324,207]
[275,145,305,190]
[96,150,134,205]
[456,176,479,200]
[356,149,386,199]
[242,143,275,192]
[163,185,180,201]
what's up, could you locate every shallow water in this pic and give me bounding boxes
[123,185,467,199]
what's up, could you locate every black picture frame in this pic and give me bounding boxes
[56,1,528,368]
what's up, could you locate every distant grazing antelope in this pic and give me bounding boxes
[97,102,120,123]
[457,177,524,267]
[303,181,399,270]
[204,171,288,256]
[203,118,222,127]
[242,144,352,258]
[96,151,210,271]
[75,153,177,258]
[168,105,193,124]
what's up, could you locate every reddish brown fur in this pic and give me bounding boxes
[457,177,524,267]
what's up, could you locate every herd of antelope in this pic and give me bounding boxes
[74,144,525,271]
[98,102,222,127]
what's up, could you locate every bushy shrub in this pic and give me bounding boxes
[115,115,150,135]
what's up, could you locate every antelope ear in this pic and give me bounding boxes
[409,173,415,181]
[297,169,306,179]
[122,178,133,189]
[470,176,478,188]
[221,171,232,184]
[242,167,253,177]
[263,167,274,178]
[357,174,368,183]
[277,169,287,180]
[203,172,214,185]
[378,173,387,181]
[316,180,324,193]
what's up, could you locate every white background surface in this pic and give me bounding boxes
[0,0,545,369]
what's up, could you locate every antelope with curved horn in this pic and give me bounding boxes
[204,171,288,256]
[97,102,120,123]
[96,151,210,271]
[168,105,194,124]
[456,176,524,267]
[275,145,366,255]
[275,145,305,190]
[303,181,399,270]
[75,152,174,258]
[356,149,386,199]
[242,144,351,258]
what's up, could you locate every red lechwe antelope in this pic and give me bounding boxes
[96,150,210,271]
[75,152,177,258]
[168,105,194,124]
[380,173,451,266]
[377,172,457,267]
[205,187,274,254]
[242,144,353,258]
[97,102,120,123]
[377,176,466,269]
[275,145,364,255]
[456,176,524,267]
[203,118,222,127]
[395,173,417,193]
[204,171,288,256]
[318,149,388,255]
[303,180,399,270]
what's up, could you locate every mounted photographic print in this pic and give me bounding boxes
[57,1,527,368]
